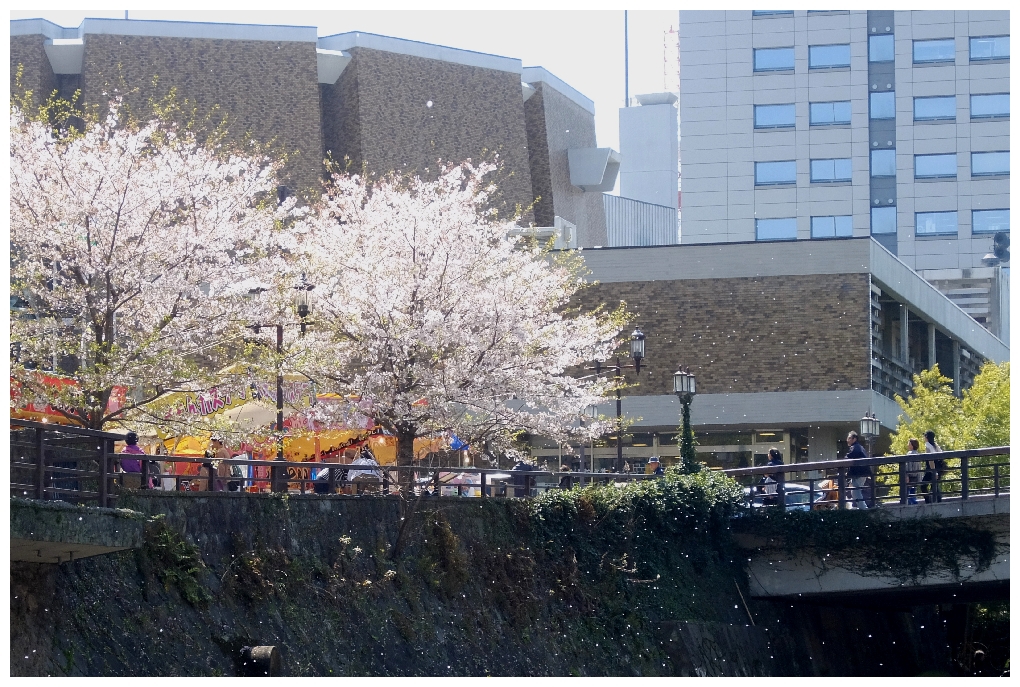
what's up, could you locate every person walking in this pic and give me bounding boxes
[759,448,784,506]
[845,431,871,509]
[922,430,944,503]
[208,435,231,492]
[905,438,923,505]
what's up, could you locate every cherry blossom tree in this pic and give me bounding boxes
[9,96,292,430]
[286,162,626,468]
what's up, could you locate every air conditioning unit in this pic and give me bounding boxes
[507,216,578,250]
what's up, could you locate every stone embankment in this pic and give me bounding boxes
[11,490,950,676]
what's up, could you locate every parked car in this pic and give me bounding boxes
[742,483,827,511]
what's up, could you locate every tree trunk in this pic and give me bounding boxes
[395,422,417,495]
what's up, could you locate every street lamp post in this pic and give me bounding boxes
[582,327,646,473]
[673,367,697,473]
[247,277,316,491]
[580,404,597,474]
[860,412,880,457]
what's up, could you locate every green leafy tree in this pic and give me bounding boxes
[887,362,1009,495]
[962,361,1010,448]
[890,362,1010,453]
[889,365,966,454]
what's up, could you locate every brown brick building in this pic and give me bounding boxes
[552,237,1008,469]
[11,18,617,237]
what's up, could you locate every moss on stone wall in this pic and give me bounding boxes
[10,476,954,676]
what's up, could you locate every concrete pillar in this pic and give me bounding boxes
[808,426,841,463]
[927,322,937,370]
[900,304,909,362]
[952,339,961,396]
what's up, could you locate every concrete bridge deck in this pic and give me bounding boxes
[739,494,1009,606]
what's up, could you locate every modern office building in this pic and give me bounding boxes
[678,10,1010,341]
[529,237,1009,470]
[10,17,621,247]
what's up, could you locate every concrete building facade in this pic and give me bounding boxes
[678,10,1010,340]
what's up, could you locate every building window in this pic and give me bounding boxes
[970,36,1009,61]
[754,103,796,129]
[756,218,798,241]
[914,153,957,179]
[916,211,958,236]
[809,44,851,68]
[869,35,895,63]
[871,207,897,235]
[811,215,853,238]
[754,47,796,72]
[752,10,793,15]
[810,158,852,183]
[870,91,896,119]
[810,101,852,125]
[755,160,797,185]
[913,38,956,64]
[971,93,1010,119]
[914,96,956,121]
[870,149,896,177]
[971,151,1010,177]
[972,209,1010,234]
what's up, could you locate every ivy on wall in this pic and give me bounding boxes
[732,509,1000,583]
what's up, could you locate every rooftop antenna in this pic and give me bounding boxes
[624,10,629,107]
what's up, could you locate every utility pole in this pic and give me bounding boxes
[624,10,630,107]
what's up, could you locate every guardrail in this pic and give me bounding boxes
[11,419,1008,511]
[10,418,657,506]
[722,446,1010,511]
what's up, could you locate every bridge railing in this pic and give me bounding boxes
[12,418,1008,511]
[723,446,1009,511]
[10,419,659,506]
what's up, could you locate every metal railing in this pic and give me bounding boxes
[121,459,659,499]
[10,418,659,505]
[10,419,121,507]
[13,419,1006,511]
[723,446,1010,511]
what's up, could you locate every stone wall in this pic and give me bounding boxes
[76,34,324,194]
[578,273,872,395]
[9,491,952,676]
[321,47,535,224]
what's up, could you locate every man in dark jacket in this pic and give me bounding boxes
[845,431,871,509]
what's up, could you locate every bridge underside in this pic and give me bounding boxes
[741,495,1009,608]
[784,578,1009,609]
[10,498,145,565]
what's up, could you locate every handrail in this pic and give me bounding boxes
[723,446,1009,477]
[10,418,128,440]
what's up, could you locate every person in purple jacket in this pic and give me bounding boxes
[119,431,146,489]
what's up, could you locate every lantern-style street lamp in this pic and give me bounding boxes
[673,366,698,473]
[292,273,316,334]
[246,274,317,489]
[586,327,649,472]
[860,411,880,457]
[630,327,645,373]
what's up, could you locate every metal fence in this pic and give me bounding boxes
[603,194,679,247]
[723,446,1010,511]
[9,419,657,505]
[10,420,120,506]
[11,419,1008,510]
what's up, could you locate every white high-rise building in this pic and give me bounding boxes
[678,10,1009,341]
